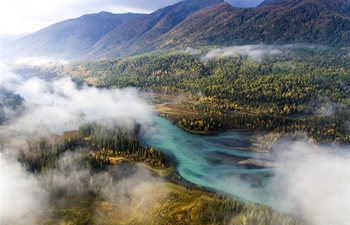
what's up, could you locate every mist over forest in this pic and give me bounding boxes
[0,61,163,224]
[1,0,350,224]
[1,43,349,224]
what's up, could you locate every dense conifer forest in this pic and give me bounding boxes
[14,47,350,144]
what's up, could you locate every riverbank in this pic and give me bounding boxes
[152,96,273,152]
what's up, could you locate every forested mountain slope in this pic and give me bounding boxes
[159,0,349,49]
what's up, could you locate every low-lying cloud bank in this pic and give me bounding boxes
[0,60,158,222]
[0,61,23,91]
[199,44,326,61]
[0,147,163,223]
[14,57,70,66]
[270,141,349,225]
[0,74,153,153]
[0,151,48,223]
[4,75,152,135]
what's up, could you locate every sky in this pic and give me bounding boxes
[0,0,264,35]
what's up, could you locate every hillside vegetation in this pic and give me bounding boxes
[14,47,350,144]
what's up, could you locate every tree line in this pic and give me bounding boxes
[13,48,350,144]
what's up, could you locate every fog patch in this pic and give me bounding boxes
[40,149,165,221]
[0,59,152,149]
[104,163,163,205]
[15,57,69,66]
[184,47,202,55]
[0,60,166,223]
[313,96,347,117]
[0,75,152,150]
[0,151,49,223]
[201,44,327,61]
[0,147,165,223]
[316,102,336,116]
[10,77,152,135]
[0,62,23,91]
[201,45,283,61]
[270,140,350,225]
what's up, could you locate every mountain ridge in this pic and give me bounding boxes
[83,0,224,59]
[2,12,142,61]
[152,0,349,49]
[258,0,350,15]
[2,0,349,62]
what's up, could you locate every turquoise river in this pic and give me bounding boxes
[140,115,289,211]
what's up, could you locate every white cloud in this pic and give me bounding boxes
[0,62,23,91]
[12,77,152,134]
[184,47,202,55]
[0,58,152,147]
[15,57,69,66]
[0,152,48,222]
[270,141,350,225]
[0,61,160,222]
[201,44,326,61]
[201,44,284,61]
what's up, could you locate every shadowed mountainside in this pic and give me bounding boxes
[82,0,224,59]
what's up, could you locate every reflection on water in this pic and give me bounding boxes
[141,115,281,209]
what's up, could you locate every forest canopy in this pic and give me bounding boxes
[14,46,350,144]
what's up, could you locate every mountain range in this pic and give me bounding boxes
[2,0,349,62]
